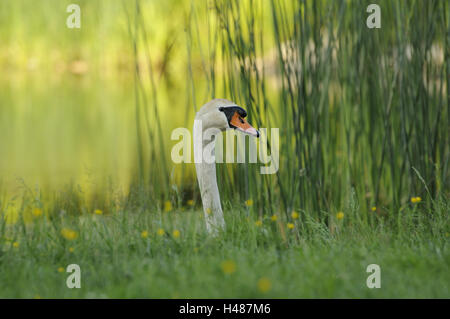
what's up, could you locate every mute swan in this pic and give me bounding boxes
[194,99,259,234]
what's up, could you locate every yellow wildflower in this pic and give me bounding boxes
[68,247,74,253]
[94,209,103,215]
[12,241,19,248]
[164,201,172,212]
[257,277,271,293]
[221,260,236,275]
[255,220,262,227]
[271,215,278,222]
[411,197,422,204]
[187,200,194,206]
[291,211,299,219]
[157,228,165,236]
[336,212,344,220]
[172,229,180,238]
[61,228,78,240]
[57,267,64,273]
[32,208,43,217]
[245,199,253,207]
[371,206,376,212]
[287,223,294,229]
[141,230,148,239]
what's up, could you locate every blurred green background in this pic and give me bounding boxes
[0,0,186,196]
[0,0,448,219]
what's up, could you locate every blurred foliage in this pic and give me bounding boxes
[0,0,448,224]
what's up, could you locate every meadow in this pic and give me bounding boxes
[1,201,448,298]
[0,0,449,298]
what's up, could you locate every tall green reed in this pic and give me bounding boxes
[102,0,448,229]
[181,0,448,227]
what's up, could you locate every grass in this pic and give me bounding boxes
[0,194,448,298]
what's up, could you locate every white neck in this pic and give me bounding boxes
[194,124,225,234]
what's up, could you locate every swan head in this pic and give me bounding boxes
[196,99,259,137]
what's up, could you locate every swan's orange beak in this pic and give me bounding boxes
[230,112,259,137]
